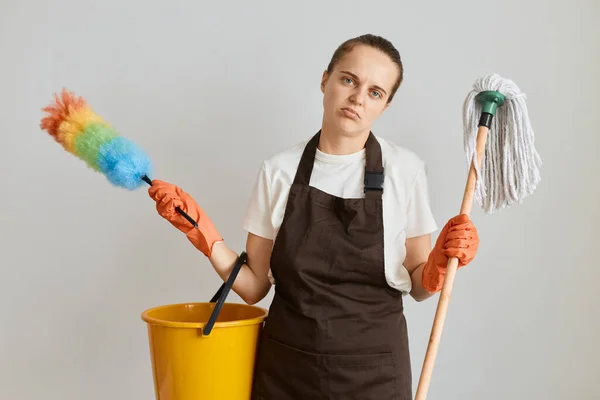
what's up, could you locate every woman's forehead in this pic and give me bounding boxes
[334,46,398,89]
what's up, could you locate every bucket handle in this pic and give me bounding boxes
[203,251,248,335]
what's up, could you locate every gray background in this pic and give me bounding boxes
[1,0,598,399]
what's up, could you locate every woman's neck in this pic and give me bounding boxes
[318,122,370,155]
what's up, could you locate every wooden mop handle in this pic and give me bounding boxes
[414,124,489,400]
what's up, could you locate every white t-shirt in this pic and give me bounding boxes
[242,135,438,295]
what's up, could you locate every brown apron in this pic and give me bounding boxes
[251,131,412,399]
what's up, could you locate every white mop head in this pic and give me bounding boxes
[462,74,542,214]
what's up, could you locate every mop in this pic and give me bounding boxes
[415,74,542,399]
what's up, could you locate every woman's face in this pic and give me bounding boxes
[321,45,399,138]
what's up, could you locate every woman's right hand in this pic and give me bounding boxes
[148,180,223,257]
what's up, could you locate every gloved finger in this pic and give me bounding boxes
[445,230,474,241]
[174,185,191,198]
[149,180,179,197]
[447,221,475,232]
[151,188,177,204]
[148,185,160,200]
[158,195,184,218]
[444,237,473,248]
[447,214,470,226]
[442,248,472,264]
[148,180,171,193]
[433,253,471,272]
[444,231,478,246]
[149,187,175,202]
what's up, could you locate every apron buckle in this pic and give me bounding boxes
[364,169,384,192]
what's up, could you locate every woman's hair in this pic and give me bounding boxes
[326,34,403,103]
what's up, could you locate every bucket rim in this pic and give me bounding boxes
[141,302,268,329]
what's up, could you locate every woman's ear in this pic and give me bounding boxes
[320,70,329,93]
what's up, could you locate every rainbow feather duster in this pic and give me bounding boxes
[40,88,198,228]
[40,88,153,190]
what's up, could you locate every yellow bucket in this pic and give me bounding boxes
[141,252,268,400]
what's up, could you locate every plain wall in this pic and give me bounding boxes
[1,0,598,399]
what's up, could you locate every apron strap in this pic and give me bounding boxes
[363,132,384,200]
[293,131,384,200]
[292,131,321,186]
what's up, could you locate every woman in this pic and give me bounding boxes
[148,34,479,399]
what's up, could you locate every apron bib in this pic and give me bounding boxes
[252,131,412,399]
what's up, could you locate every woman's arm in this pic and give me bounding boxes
[208,233,274,305]
[404,234,436,302]
[146,179,274,305]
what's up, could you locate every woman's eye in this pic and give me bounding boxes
[371,91,380,97]
[344,78,353,84]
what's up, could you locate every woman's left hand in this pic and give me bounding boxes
[439,214,479,267]
[421,214,479,293]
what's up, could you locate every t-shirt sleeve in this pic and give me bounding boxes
[405,163,438,238]
[242,162,276,240]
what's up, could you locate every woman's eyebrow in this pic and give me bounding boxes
[340,70,388,95]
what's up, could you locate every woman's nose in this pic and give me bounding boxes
[349,89,365,105]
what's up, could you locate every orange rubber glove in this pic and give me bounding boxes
[148,180,223,257]
[421,214,479,293]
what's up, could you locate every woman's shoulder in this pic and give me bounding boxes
[253,140,307,189]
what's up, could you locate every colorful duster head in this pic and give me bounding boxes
[40,89,153,190]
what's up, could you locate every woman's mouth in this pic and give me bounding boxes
[341,108,360,120]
